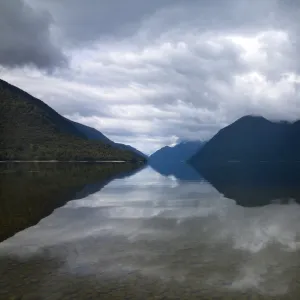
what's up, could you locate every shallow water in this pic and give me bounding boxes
[1,164,300,299]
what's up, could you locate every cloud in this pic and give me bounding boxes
[2,0,300,153]
[26,0,183,45]
[0,0,66,69]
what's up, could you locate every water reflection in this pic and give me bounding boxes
[149,161,203,181]
[0,162,142,242]
[197,163,300,207]
[2,165,300,299]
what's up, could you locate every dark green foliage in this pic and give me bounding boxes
[0,162,141,242]
[0,79,145,161]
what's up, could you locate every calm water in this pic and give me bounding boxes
[1,163,300,299]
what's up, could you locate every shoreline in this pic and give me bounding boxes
[0,160,129,163]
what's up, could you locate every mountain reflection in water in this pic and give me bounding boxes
[2,164,300,299]
[196,162,300,207]
[0,162,143,242]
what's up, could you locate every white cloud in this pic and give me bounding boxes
[2,0,300,154]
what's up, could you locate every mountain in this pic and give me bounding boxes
[71,121,113,144]
[72,121,147,158]
[114,144,147,159]
[149,141,203,165]
[0,79,145,162]
[190,115,300,165]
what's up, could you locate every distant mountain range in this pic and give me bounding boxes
[5,77,300,165]
[0,79,146,162]
[148,141,204,180]
[149,141,204,165]
[190,115,300,165]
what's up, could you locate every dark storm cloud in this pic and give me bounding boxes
[0,0,66,69]
[28,0,298,45]
[29,0,183,45]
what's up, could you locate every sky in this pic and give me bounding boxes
[1,0,300,154]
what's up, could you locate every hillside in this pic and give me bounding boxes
[72,121,147,158]
[0,79,144,162]
[149,141,203,165]
[190,115,300,165]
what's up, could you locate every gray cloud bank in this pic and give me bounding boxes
[0,1,66,69]
[2,0,300,153]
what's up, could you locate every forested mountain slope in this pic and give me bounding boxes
[0,79,144,162]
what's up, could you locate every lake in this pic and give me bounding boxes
[1,162,300,299]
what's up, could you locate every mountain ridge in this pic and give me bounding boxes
[149,141,204,165]
[0,79,145,162]
[71,121,147,158]
[190,115,300,165]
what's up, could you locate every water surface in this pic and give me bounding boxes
[1,163,300,299]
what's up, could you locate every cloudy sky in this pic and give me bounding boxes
[1,0,300,154]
